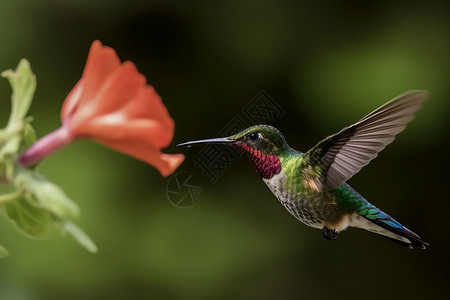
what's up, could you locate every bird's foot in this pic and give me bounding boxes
[322,226,339,241]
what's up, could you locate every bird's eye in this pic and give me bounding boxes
[249,132,259,141]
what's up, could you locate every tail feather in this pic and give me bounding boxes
[368,216,428,249]
[349,213,428,249]
[380,235,426,249]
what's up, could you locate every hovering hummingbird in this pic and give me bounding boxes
[178,90,429,249]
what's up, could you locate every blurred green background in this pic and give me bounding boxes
[0,0,449,299]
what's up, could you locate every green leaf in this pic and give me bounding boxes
[4,193,52,238]
[2,59,36,127]
[0,244,9,258]
[0,59,36,162]
[15,169,79,220]
[19,120,36,153]
[0,134,22,163]
[63,222,98,253]
[27,179,79,219]
[0,190,22,204]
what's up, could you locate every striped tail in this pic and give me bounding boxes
[350,207,428,249]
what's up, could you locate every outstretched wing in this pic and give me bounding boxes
[302,90,429,191]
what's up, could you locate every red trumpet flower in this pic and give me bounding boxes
[19,41,184,176]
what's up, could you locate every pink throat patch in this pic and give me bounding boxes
[234,142,282,179]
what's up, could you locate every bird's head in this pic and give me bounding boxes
[177,125,289,155]
[177,125,291,179]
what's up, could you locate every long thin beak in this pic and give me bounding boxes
[177,137,234,148]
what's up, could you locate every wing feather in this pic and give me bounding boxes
[303,90,429,191]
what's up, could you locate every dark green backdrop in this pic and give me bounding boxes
[0,1,449,299]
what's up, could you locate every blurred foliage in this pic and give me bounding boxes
[0,0,449,299]
[0,59,96,256]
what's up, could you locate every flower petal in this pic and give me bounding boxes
[80,40,121,106]
[94,136,184,176]
[61,79,85,122]
[70,61,146,132]
[121,85,175,133]
[61,41,121,122]
[59,40,184,176]
[82,117,173,148]
[90,61,146,115]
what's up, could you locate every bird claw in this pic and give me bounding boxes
[322,226,339,241]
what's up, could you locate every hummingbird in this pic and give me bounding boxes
[177,90,429,249]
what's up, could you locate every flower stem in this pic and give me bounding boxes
[18,126,73,167]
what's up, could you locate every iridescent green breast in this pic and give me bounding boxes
[264,154,361,228]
